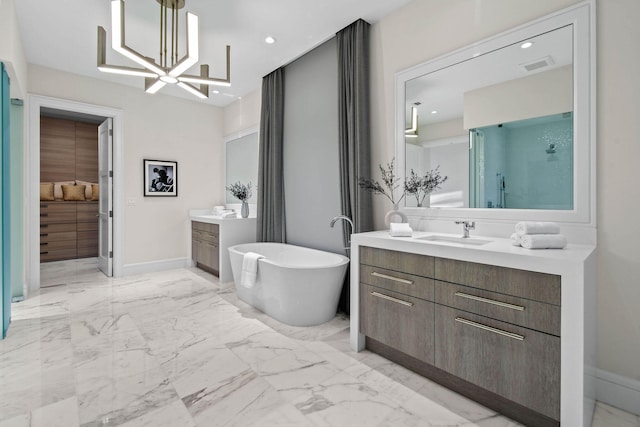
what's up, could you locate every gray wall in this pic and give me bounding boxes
[283,38,344,254]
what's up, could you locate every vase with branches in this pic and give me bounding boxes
[226,181,252,218]
[359,158,408,225]
[404,166,448,207]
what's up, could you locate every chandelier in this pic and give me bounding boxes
[97,0,230,99]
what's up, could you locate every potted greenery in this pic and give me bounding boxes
[226,181,252,218]
[404,166,448,207]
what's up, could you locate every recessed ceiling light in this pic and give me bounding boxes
[521,41,534,49]
[212,90,220,94]
[265,36,276,44]
[431,110,438,114]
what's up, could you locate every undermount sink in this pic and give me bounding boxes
[415,235,491,246]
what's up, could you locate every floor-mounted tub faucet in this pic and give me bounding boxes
[330,215,354,250]
[455,220,475,238]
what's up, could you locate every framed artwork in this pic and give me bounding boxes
[144,159,177,197]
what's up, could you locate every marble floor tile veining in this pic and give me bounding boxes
[0,259,636,426]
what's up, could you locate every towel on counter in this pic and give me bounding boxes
[519,234,567,249]
[389,222,413,237]
[241,252,264,288]
[515,221,561,236]
[510,233,522,246]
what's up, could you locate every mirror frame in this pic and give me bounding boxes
[395,1,595,225]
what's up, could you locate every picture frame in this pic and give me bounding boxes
[144,159,178,197]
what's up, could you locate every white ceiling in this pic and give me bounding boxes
[15,0,412,107]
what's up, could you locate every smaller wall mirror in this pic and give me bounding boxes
[225,131,259,204]
[396,2,594,224]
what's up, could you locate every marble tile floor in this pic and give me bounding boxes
[0,259,636,427]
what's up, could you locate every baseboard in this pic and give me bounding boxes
[122,257,194,277]
[596,368,640,416]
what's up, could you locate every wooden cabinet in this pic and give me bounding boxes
[435,305,560,421]
[433,257,561,421]
[76,203,99,258]
[40,116,99,263]
[359,247,436,364]
[40,201,98,262]
[192,222,219,275]
[190,216,257,282]
[360,283,435,363]
[358,246,562,426]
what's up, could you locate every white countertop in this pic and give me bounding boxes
[351,230,595,276]
[189,209,256,224]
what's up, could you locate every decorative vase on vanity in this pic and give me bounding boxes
[241,201,249,218]
[384,203,408,227]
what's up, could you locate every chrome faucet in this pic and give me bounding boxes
[330,215,354,250]
[330,215,354,234]
[455,220,475,238]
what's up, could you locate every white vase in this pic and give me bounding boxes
[241,201,249,218]
[384,203,408,227]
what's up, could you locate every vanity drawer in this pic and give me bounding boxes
[360,246,434,278]
[192,229,218,245]
[435,258,560,305]
[360,283,435,364]
[435,281,560,336]
[360,264,434,301]
[435,305,560,421]
[192,240,219,273]
[192,221,219,234]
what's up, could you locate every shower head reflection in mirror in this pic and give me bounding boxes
[395,1,594,226]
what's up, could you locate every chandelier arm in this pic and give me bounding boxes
[176,45,231,86]
[176,81,208,99]
[167,12,199,77]
[111,0,166,76]
[159,0,163,67]
[98,27,159,78]
[145,78,166,94]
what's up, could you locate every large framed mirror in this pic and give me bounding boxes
[225,130,259,204]
[395,1,594,225]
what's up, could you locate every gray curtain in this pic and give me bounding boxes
[257,68,286,243]
[336,20,373,313]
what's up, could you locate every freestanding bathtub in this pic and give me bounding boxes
[228,243,350,327]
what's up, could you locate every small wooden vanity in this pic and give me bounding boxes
[351,231,596,427]
[189,210,256,282]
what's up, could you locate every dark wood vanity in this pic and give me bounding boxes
[359,246,562,425]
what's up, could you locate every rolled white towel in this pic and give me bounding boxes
[389,222,413,237]
[510,233,522,247]
[519,234,567,249]
[241,252,264,288]
[515,221,561,236]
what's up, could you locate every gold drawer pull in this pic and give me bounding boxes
[371,291,414,307]
[371,271,413,285]
[454,292,525,311]
[455,317,524,341]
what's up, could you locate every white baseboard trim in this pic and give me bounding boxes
[596,368,640,416]
[122,258,194,277]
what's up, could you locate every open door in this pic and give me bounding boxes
[98,118,113,276]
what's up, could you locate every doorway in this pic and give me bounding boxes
[27,96,123,294]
